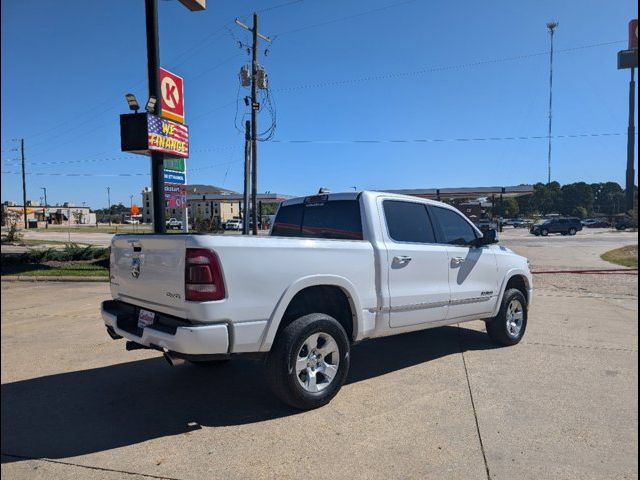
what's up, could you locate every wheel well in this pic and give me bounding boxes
[278,285,355,341]
[505,275,529,304]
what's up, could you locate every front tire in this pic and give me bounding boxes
[541,229,549,237]
[569,228,577,236]
[485,289,528,346]
[266,313,350,410]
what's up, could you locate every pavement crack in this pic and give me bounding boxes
[0,453,184,480]
[457,325,491,480]
[523,341,637,353]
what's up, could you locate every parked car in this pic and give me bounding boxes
[165,218,183,230]
[615,216,637,231]
[503,218,529,228]
[530,217,582,236]
[475,219,498,232]
[581,219,610,228]
[102,191,532,409]
[224,218,243,230]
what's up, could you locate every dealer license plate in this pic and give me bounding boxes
[137,309,156,328]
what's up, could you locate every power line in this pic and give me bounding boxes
[268,132,632,144]
[272,0,418,37]
[276,40,626,92]
[2,131,630,174]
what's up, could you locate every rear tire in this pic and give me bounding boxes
[266,313,350,410]
[569,228,577,236]
[485,289,528,346]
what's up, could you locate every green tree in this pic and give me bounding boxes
[560,182,593,216]
[501,197,520,217]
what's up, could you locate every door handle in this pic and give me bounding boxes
[393,255,412,265]
[451,256,465,267]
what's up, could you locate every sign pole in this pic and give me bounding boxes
[145,0,166,234]
[626,66,636,212]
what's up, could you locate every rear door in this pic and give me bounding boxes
[428,206,499,320]
[110,235,187,314]
[382,199,451,327]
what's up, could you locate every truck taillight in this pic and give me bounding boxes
[185,248,226,301]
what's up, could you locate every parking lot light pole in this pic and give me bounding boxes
[41,187,48,229]
[625,66,636,212]
[106,187,112,226]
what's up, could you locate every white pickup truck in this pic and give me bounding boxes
[102,191,532,409]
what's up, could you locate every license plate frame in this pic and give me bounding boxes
[137,308,156,328]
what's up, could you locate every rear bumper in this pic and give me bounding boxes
[101,300,229,355]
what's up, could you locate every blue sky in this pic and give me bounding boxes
[1,0,638,209]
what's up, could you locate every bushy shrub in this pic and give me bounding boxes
[21,244,109,263]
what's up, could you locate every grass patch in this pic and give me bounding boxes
[2,262,108,277]
[1,238,87,247]
[29,225,153,234]
[601,245,638,268]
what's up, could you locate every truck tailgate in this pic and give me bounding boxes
[110,235,187,315]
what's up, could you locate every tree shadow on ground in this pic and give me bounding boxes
[1,324,498,463]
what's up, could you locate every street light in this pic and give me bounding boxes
[145,95,157,113]
[40,187,48,229]
[125,93,140,113]
[106,186,112,226]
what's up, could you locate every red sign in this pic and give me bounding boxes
[630,19,638,50]
[130,205,140,215]
[147,114,189,158]
[159,68,185,124]
[164,184,187,208]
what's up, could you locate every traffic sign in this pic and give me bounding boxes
[630,19,638,50]
[160,68,185,124]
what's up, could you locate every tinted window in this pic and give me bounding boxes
[271,200,363,240]
[271,203,303,236]
[430,206,478,245]
[383,201,436,243]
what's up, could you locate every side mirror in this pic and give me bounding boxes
[475,228,499,247]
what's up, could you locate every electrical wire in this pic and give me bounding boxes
[276,40,627,92]
[272,0,418,37]
[268,132,632,144]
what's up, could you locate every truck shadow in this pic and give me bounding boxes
[1,324,498,463]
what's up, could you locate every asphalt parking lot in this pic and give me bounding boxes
[1,230,637,479]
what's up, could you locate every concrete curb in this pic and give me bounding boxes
[2,276,108,282]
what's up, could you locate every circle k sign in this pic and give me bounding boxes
[160,67,185,124]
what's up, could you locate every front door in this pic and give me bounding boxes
[428,206,499,320]
[382,199,451,328]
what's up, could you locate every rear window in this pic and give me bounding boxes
[271,199,363,240]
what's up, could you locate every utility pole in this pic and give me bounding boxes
[617,19,638,212]
[145,0,166,234]
[546,22,558,185]
[243,120,251,235]
[107,187,112,226]
[235,14,271,235]
[41,187,48,229]
[20,139,27,229]
[625,66,636,211]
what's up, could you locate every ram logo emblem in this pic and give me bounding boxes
[131,257,141,279]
